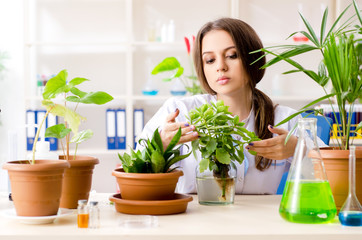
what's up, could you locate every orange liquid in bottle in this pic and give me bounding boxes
[77,213,89,228]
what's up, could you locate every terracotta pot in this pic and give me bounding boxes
[59,155,99,209]
[320,147,362,210]
[2,160,69,216]
[112,168,183,200]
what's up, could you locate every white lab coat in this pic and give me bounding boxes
[136,94,299,194]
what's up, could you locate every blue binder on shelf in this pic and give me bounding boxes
[26,110,59,151]
[46,113,58,151]
[133,109,144,149]
[116,109,126,150]
[106,109,117,150]
[26,110,36,151]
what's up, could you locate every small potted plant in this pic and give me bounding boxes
[41,69,113,209]
[252,0,362,208]
[113,127,191,201]
[2,84,70,216]
[187,100,260,205]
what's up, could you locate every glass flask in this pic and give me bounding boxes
[279,118,337,223]
[142,78,159,96]
[338,146,362,226]
[196,161,236,205]
[170,78,187,96]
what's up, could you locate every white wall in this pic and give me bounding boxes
[0,0,25,192]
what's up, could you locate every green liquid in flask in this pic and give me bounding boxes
[279,180,337,224]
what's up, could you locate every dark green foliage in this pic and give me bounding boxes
[118,128,191,173]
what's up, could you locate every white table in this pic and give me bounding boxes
[1,192,362,240]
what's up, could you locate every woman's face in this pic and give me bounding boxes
[201,30,250,96]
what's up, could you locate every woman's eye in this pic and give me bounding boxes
[227,53,238,59]
[205,58,215,64]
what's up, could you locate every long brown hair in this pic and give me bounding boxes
[193,17,275,171]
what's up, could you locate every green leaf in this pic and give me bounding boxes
[70,87,87,98]
[151,57,181,74]
[68,77,89,88]
[45,123,71,139]
[206,138,217,156]
[215,148,231,164]
[298,12,320,47]
[42,69,69,99]
[66,96,81,103]
[77,91,114,105]
[151,150,165,173]
[356,121,362,132]
[70,129,93,144]
[354,0,362,26]
[320,7,328,45]
[164,150,192,171]
[42,101,86,134]
[151,128,164,154]
[164,127,182,154]
[199,158,209,173]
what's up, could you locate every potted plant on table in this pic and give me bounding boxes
[187,100,260,205]
[111,127,193,215]
[42,69,113,209]
[252,0,362,208]
[2,72,72,216]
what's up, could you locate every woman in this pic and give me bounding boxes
[137,18,298,194]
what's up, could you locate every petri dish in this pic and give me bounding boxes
[118,215,158,229]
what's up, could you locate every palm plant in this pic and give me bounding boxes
[252,0,362,150]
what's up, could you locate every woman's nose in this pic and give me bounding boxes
[216,60,228,72]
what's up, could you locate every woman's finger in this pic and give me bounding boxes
[165,108,180,123]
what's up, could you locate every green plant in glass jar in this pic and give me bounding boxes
[187,100,260,204]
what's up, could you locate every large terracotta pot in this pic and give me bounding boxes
[320,147,362,210]
[112,168,183,200]
[2,160,69,216]
[59,155,99,209]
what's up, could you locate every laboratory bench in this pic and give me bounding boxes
[0,192,362,240]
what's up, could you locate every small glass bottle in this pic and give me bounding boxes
[89,201,100,229]
[338,145,362,226]
[77,199,89,228]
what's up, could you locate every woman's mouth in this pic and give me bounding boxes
[217,76,230,85]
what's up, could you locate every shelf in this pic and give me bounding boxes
[25,41,130,47]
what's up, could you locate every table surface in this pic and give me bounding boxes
[1,192,362,240]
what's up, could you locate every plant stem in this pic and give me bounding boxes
[60,139,66,157]
[74,143,78,161]
[31,109,51,164]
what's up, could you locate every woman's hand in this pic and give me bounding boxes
[160,108,199,151]
[246,125,297,160]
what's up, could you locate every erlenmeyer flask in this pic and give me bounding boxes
[279,118,337,223]
[338,145,362,226]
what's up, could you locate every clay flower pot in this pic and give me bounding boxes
[112,168,183,200]
[2,160,69,216]
[320,147,362,210]
[59,155,99,209]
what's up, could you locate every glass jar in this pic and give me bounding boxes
[196,161,237,205]
[77,199,89,228]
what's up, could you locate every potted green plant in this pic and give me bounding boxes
[2,70,72,216]
[113,127,191,201]
[252,0,362,208]
[151,37,203,95]
[41,69,113,209]
[187,100,260,205]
